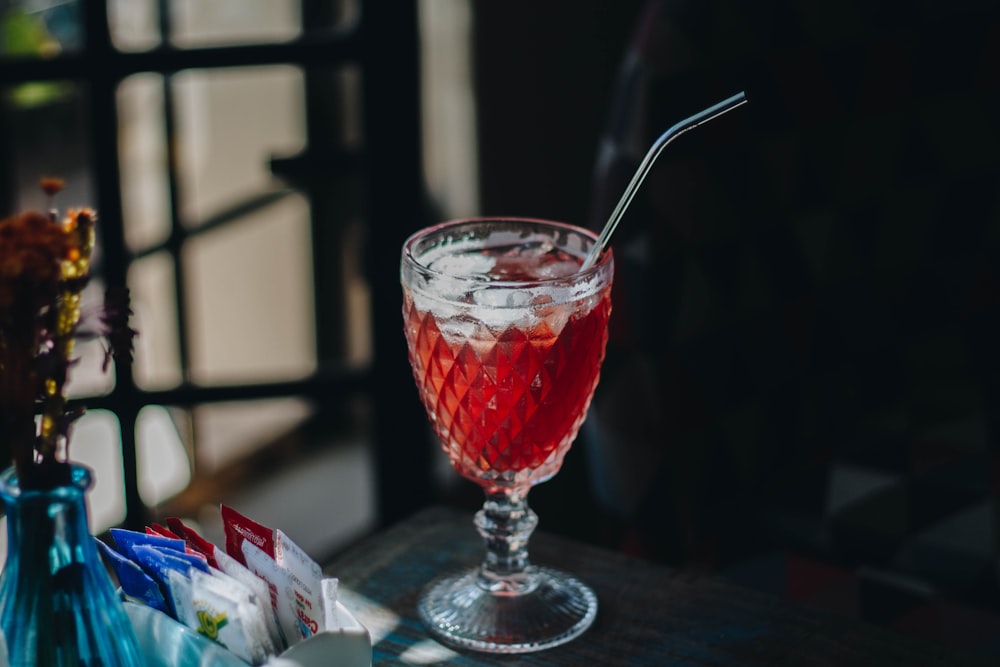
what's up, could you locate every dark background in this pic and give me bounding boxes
[469,0,1000,658]
[473,0,646,226]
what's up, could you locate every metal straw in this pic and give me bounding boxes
[580,91,749,270]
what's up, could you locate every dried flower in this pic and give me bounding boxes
[39,177,65,198]
[0,181,135,489]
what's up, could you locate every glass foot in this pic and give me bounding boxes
[417,566,598,654]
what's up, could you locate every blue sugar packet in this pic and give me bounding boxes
[131,544,202,618]
[131,544,205,583]
[94,538,170,614]
[110,528,186,560]
[147,544,211,574]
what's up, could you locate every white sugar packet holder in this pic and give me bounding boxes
[124,586,371,667]
[106,507,370,667]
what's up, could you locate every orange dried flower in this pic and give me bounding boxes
[39,177,65,198]
[0,182,133,488]
[0,211,72,279]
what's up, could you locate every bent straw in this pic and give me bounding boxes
[581,91,749,271]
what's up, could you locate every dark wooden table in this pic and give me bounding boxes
[325,506,992,666]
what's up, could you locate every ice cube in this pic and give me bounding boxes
[472,287,532,309]
[502,240,554,258]
[533,259,580,279]
[428,251,496,277]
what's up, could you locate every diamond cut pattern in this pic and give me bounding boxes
[403,290,612,489]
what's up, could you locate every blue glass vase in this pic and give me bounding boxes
[0,465,144,666]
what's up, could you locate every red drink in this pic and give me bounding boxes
[402,234,612,492]
[403,218,611,652]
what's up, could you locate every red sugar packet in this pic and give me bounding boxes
[222,505,275,565]
[145,524,208,561]
[165,516,220,569]
[147,523,182,540]
[222,505,324,643]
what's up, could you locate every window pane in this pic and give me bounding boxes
[184,193,316,385]
[172,66,305,225]
[67,410,127,532]
[169,0,301,49]
[118,73,171,252]
[108,0,161,52]
[419,0,480,218]
[137,405,191,506]
[129,252,183,389]
[193,399,312,473]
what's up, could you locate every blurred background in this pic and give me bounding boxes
[1,0,999,660]
[0,0,643,560]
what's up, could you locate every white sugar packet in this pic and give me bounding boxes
[186,568,271,665]
[215,544,286,652]
[274,529,324,639]
[243,540,302,646]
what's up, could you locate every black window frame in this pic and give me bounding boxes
[0,0,433,530]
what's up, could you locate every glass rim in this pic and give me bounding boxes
[401,216,613,289]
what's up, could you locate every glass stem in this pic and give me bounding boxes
[475,489,539,595]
